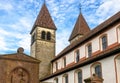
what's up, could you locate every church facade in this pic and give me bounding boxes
[30,3,120,83]
[0,47,40,83]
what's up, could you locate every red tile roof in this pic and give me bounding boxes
[30,3,57,34]
[69,13,90,41]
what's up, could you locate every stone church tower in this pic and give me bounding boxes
[30,3,57,79]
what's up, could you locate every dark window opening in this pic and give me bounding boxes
[102,36,107,50]
[64,57,66,67]
[95,65,102,78]
[76,50,80,62]
[78,71,82,83]
[41,31,46,40]
[31,33,35,44]
[88,44,92,57]
[65,75,68,83]
[56,62,58,70]
[56,78,58,83]
[47,32,51,40]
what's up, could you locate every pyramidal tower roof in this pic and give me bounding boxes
[30,3,57,34]
[69,13,90,41]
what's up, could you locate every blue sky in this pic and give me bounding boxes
[0,0,120,55]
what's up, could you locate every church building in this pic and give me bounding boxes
[0,2,120,83]
[30,2,120,83]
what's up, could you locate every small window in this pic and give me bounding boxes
[47,32,51,40]
[65,75,68,83]
[101,35,107,50]
[75,69,82,83]
[63,74,68,83]
[63,57,66,67]
[55,62,58,71]
[95,65,102,78]
[31,33,35,44]
[54,78,58,83]
[75,50,80,63]
[78,71,82,83]
[91,62,102,78]
[41,31,46,40]
[87,44,92,57]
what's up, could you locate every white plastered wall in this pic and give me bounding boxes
[106,27,117,46]
[43,55,117,83]
[66,52,74,65]
[80,45,86,58]
[99,55,116,83]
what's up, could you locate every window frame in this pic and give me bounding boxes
[63,57,66,67]
[31,33,35,44]
[100,35,108,50]
[47,32,51,40]
[41,31,46,40]
[78,71,82,83]
[75,50,80,63]
[94,65,102,78]
[91,62,102,78]
[87,44,92,57]
[63,74,69,83]
[55,62,58,71]
[75,69,82,83]
[54,78,58,83]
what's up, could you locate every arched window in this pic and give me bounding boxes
[75,69,82,83]
[91,62,102,78]
[47,32,51,40]
[87,44,92,57]
[75,50,80,63]
[115,54,120,83]
[63,74,68,83]
[101,35,108,50]
[54,78,58,83]
[41,31,46,40]
[95,65,102,78]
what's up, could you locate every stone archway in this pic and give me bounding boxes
[10,67,29,83]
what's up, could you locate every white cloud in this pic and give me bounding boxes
[0,2,13,11]
[0,36,7,51]
[18,34,30,54]
[96,1,113,17]
[56,28,70,54]
[0,0,120,55]
[97,0,120,16]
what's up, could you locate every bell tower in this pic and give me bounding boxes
[30,3,57,79]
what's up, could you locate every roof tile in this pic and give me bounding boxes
[69,13,90,41]
[30,3,57,34]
